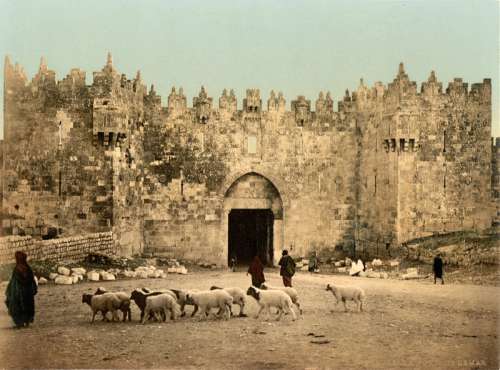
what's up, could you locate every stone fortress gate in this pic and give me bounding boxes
[1,55,497,265]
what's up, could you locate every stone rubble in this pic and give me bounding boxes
[57,267,71,276]
[54,275,73,285]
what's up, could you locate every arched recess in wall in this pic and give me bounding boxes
[221,172,284,267]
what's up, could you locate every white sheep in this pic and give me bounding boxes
[142,293,181,324]
[141,287,178,301]
[260,283,302,315]
[170,289,200,317]
[210,286,247,317]
[130,289,168,322]
[81,292,122,323]
[186,290,233,320]
[246,286,296,321]
[326,283,365,312]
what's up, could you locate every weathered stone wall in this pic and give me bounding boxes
[1,56,495,264]
[355,65,493,257]
[350,81,399,257]
[492,137,500,230]
[0,231,115,265]
[0,139,4,236]
[141,87,358,264]
[2,55,144,255]
[3,57,110,237]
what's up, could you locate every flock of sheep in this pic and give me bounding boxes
[81,282,366,324]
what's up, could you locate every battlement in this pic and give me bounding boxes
[291,95,311,126]
[267,90,286,113]
[243,89,262,113]
[4,56,493,121]
[145,84,161,108]
[1,55,495,263]
[4,56,28,92]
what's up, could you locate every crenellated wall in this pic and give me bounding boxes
[1,56,495,264]
[141,92,358,263]
[2,54,145,255]
[353,64,492,256]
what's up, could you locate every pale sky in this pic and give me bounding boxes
[1,0,498,139]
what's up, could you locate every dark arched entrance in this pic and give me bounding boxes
[228,209,274,266]
[223,172,283,267]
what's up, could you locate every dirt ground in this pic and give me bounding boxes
[0,269,498,370]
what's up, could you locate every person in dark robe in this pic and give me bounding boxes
[308,251,319,273]
[247,255,265,288]
[433,254,444,285]
[230,254,237,272]
[5,251,38,328]
[278,250,296,287]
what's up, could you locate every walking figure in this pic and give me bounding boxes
[278,249,296,287]
[433,253,444,285]
[247,255,265,288]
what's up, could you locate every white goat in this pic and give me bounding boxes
[186,290,233,320]
[326,283,365,312]
[246,286,296,321]
[142,293,181,324]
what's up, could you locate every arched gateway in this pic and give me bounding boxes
[222,172,284,266]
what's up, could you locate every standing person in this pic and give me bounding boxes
[247,255,265,288]
[433,253,444,285]
[230,254,238,272]
[278,250,296,287]
[5,251,38,329]
[308,251,319,273]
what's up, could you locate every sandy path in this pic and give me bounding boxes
[0,270,498,369]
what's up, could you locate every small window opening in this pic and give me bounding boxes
[409,139,415,151]
[400,138,406,152]
[390,139,396,152]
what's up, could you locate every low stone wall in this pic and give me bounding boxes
[404,236,500,267]
[0,232,115,265]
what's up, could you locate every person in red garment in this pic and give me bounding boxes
[247,255,265,288]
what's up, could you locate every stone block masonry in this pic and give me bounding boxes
[1,54,495,265]
[0,232,115,265]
